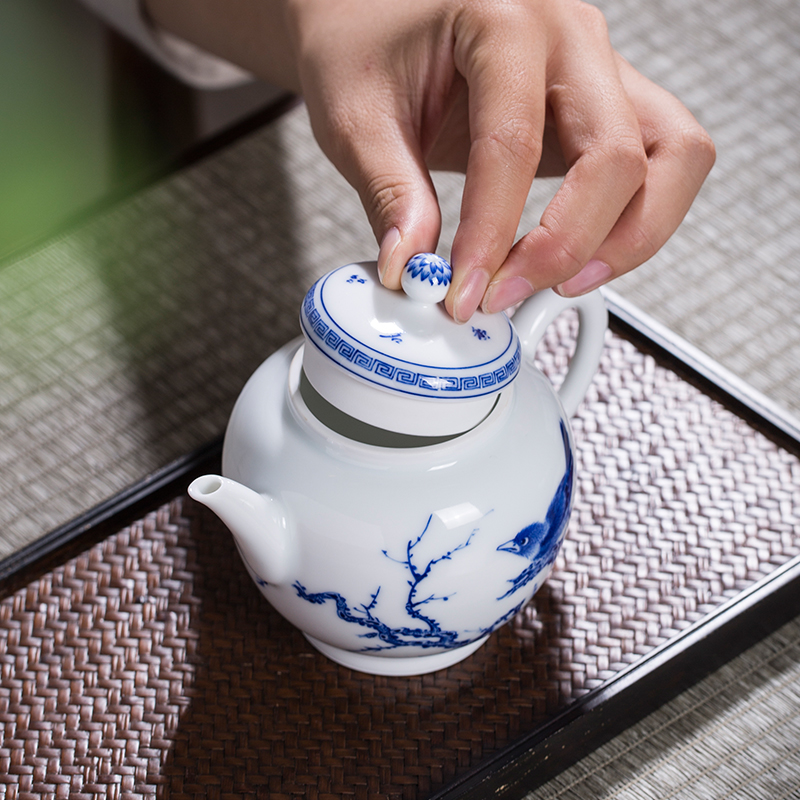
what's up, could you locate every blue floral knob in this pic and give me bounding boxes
[401,253,452,304]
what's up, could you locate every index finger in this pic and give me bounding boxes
[446,6,547,323]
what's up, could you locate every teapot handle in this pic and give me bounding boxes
[513,289,608,417]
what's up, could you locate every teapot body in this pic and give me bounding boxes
[219,336,575,675]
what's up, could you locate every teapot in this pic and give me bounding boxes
[189,255,607,676]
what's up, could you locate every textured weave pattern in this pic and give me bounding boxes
[0,113,325,555]
[596,0,800,411]
[1,321,799,799]
[524,616,800,800]
[3,0,800,557]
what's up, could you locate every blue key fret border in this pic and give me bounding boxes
[302,286,521,395]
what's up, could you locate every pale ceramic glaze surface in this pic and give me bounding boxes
[189,259,607,676]
[301,259,519,436]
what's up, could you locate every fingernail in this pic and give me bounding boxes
[483,276,534,314]
[453,270,490,324]
[556,259,613,297]
[378,227,401,284]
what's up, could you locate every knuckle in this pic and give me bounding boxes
[462,216,514,268]
[362,173,413,221]
[539,226,585,281]
[573,1,611,38]
[624,221,661,265]
[477,118,543,171]
[554,245,585,281]
[678,123,717,174]
[612,136,649,183]
[581,133,648,193]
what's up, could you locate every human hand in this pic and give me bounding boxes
[146,0,715,322]
[288,0,714,321]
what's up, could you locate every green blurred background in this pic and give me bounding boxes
[0,0,279,264]
[0,0,109,261]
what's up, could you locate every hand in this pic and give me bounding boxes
[147,0,715,321]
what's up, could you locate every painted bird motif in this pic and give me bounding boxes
[496,420,574,599]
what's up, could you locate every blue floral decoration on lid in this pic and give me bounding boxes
[300,262,521,401]
[402,254,452,304]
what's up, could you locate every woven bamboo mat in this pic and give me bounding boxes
[2,316,798,799]
[524,613,800,800]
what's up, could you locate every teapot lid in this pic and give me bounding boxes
[299,255,521,437]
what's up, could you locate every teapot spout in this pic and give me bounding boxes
[188,475,294,586]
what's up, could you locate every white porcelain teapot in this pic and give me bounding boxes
[189,255,607,676]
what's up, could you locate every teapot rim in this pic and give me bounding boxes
[299,261,521,436]
[287,343,516,465]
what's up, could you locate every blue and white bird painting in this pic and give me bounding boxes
[496,420,574,600]
[289,418,575,652]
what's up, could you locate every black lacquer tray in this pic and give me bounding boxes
[2,294,798,799]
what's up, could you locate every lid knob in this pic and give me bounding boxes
[401,253,451,304]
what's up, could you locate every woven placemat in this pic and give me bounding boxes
[2,316,798,799]
[524,613,800,800]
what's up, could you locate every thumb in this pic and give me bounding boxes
[375,173,443,290]
[311,104,443,289]
[361,138,442,288]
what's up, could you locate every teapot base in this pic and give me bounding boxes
[304,634,489,676]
